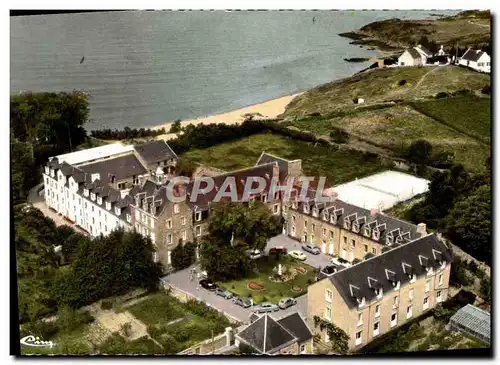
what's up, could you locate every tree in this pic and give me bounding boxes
[52,228,163,308]
[14,206,60,323]
[176,158,198,179]
[199,201,282,281]
[169,120,182,133]
[313,316,350,354]
[480,277,491,303]
[11,130,37,204]
[406,139,433,165]
[445,184,491,264]
[10,91,89,152]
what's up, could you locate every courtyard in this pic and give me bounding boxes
[216,254,316,305]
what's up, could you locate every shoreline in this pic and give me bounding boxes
[153,92,303,141]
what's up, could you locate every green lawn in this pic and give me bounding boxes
[126,292,185,327]
[217,255,316,304]
[409,95,491,143]
[125,292,232,353]
[180,133,385,186]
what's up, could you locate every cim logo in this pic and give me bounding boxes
[20,335,55,348]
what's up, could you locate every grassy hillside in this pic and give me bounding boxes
[339,10,490,50]
[282,66,490,118]
[180,133,386,186]
[409,95,491,143]
[281,92,490,171]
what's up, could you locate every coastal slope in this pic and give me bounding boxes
[339,10,490,51]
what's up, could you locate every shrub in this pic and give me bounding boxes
[330,127,349,143]
[56,306,94,333]
[399,79,407,86]
[121,322,132,338]
[101,300,113,310]
[481,85,490,95]
[480,278,491,302]
[169,120,182,133]
[23,320,60,340]
[435,92,448,99]
[172,326,191,343]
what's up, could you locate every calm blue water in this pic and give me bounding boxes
[10,10,458,130]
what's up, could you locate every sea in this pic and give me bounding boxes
[10,10,458,130]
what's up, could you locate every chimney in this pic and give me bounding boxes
[417,223,427,236]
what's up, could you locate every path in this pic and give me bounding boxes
[27,183,88,235]
[413,65,444,90]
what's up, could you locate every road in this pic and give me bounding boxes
[162,234,333,323]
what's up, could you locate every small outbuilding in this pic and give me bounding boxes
[448,304,490,345]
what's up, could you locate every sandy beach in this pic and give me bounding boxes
[154,93,301,141]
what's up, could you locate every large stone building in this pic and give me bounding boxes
[42,141,178,240]
[306,233,452,350]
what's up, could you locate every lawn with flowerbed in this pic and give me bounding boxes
[216,255,316,304]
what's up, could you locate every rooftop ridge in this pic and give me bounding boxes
[332,232,436,275]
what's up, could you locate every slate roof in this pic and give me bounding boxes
[255,152,298,182]
[79,154,147,182]
[292,197,419,245]
[277,313,313,344]
[449,304,490,342]
[461,48,487,62]
[406,48,422,60]
[186,162,278,211]
[133,140,178,165]
[416,45,433,57]
[236,314,298,354]
[328,233,452,308]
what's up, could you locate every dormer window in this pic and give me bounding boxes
[343,218,350,229]
[372,228,380,241]
[330,214,337,224]
[323,211,328,221]
[292,202,297,209]
[385,269,396,284]
[91,193,96,201]
[304,204,310,214]
[84,189,89,197]
[426,266,434,276]
[352,223,359,233]
[375,288,383,299]
[364,227,371,237]
[115,207,121,215]
[357,297,366,308]
[387,235,393,245]
[394,281,400,290]
[410,274,416,283]
[45,166,49,175]
[440,260,447,270]
[396,236,402,244]
[126,214,131,223]
[312,207,319,217]
[106,202,111,210]
[97,197,102,205]
[419,255,429,268]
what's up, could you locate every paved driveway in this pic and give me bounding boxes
[265,234,333,269]
[161,264,308,324]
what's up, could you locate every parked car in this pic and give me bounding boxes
[269,246,287,255]
[253,302,280,313]
[288,250,307,261]
[245,249,262,260]
[331,257,351,267]
[302,243,321,255]
[278,297,297,309]
[233,296,252,308]
[199,278,216,291]
[215,287,234,299]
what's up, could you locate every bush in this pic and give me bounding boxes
[56,307,94,333]
[399,79,407,86]
[435,92,448,99]
[101,300,113,310]
[330,127,349,144]
[169,120,182,133]
[90,127,167,140]
[480,278,491,302]
[481,85,490,95]
[23,320,60,340]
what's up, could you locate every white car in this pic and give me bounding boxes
[288,250,307,261]
[245,249,262,260]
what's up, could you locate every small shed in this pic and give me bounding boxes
[448,304,490,344]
